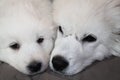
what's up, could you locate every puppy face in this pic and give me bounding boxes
[50,0,120,75]
[50,25,110,75]
[0,0,56,75]
[0,27,54,75]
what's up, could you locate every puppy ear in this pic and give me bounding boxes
[56,26,64,38]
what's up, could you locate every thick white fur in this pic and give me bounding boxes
[50,0,120,75]
[0,0,56,75]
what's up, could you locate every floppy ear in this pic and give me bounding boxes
[56,26,64,38]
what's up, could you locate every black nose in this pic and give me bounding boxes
[52,56,69,71]
[27,61,41,73]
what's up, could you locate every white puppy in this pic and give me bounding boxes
[50,0,120,75]
[0,0,56,75]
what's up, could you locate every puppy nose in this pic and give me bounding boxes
[27,61,41,73]
[52,56,69,71]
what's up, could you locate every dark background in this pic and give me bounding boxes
[0,56,120,80]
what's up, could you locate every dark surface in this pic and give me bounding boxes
[0,57,120,80]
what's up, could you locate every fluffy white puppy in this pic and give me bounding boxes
[50,0,120,75]
[0,0,56,75]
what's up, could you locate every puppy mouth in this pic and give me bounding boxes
[26,61,47,75]
[51,67,67,75]
[52,68,76,76]
[27,67,45,75]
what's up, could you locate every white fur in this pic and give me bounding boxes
[50,0,120,75]
[0,0,56,75]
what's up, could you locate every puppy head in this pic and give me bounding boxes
[50,0,119,75]
[0,27,55,75]
[0,0,56,75]
[50,25,111,75]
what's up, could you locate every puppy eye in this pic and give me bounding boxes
[9,42,20,50]
[82,34,97,42]
[58,26,63,34]
[37,37,44,44]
